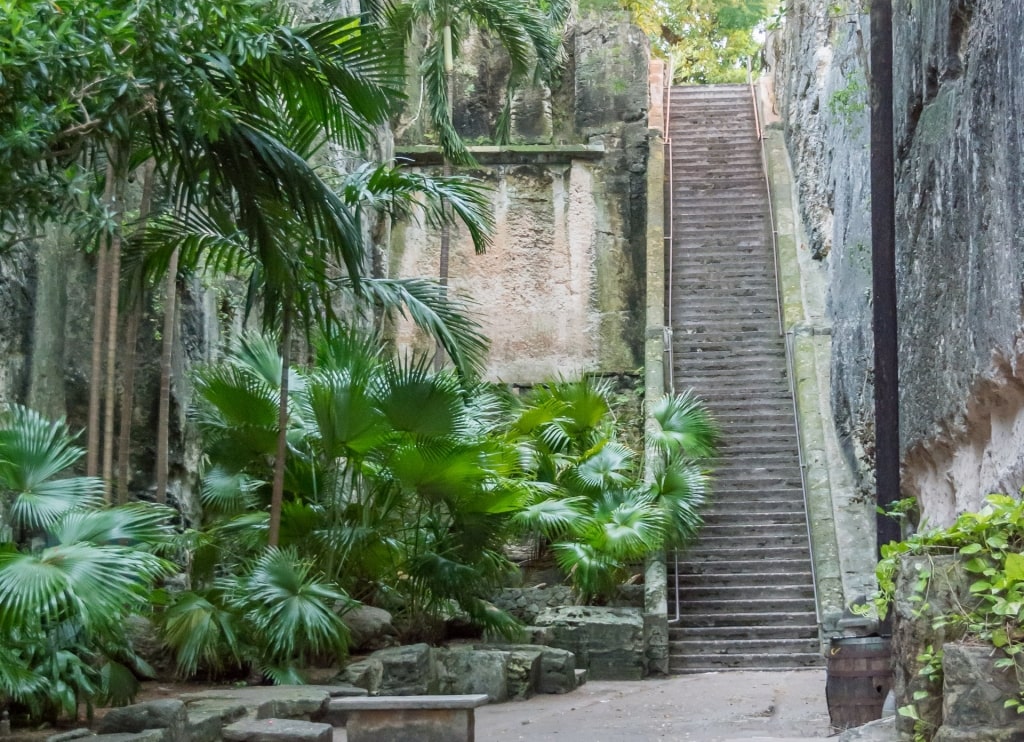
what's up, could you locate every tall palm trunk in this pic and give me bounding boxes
[268,304,293,547]
[86,167,114,478]
[435,23,455,372]
[154,246,180,505]
[100,144,128,501]
[116,159,156,504]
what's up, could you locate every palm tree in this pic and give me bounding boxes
[510,380,719,601]
[181,328,525,651]
[380,0,570,361]
[138,159,494,545]
[0,405,174,721]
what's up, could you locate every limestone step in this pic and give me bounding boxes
[670,609,818,628]
[669,558,814,576]
[668,652,824,673]
[669,637,822,656]
[669,624,819,641]
[669,570,814,589]
[676,546,810,563]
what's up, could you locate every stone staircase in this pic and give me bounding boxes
[665,84,822,673]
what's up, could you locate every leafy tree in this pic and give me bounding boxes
[625,0,769,83]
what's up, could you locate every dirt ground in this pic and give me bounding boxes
[11,670,834,742]
[334,669,834,742]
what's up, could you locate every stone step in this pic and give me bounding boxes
[670,558,814,576]
[699,521,808,537]
[669,637,822,656]
[668,652,824,673]
[702,509,806,524]
[669,624,819,641]
[676,545,810,563]
[670,608,818,627]
[674,582,816,602]
[669,570,814,588]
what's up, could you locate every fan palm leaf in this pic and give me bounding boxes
[0,406,103,534]
[649,390,719,459]
[234,547,350,663]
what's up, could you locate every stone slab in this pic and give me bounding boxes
[222,718,331,742]
[329,694,489,711]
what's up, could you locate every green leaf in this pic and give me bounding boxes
[1005,552,1024,582]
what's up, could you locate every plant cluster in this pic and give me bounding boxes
[157,333,717,676]
[869,494,1024,740]
[0,406,175,721]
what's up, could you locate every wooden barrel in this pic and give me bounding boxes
[825,636,893,730]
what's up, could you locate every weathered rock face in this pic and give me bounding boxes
[392,13,651,382]
[533,605,645,680]
[773,0,1024,523]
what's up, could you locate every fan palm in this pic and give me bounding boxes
[0,406,174,721]
[184,329,525,656]
[509,380,718,601]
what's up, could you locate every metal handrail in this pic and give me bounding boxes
[747,61,784,338]
[663,59,675,398]
[747,68,824,635]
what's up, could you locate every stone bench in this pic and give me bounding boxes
[327,694,489,742]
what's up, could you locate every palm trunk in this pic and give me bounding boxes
[154,246,180,505]
[101,145,128,501]
[435,23,455,372]
[116,159,156,504]
[268,304,293,547]
[86,166,115,477]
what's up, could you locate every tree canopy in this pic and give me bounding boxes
[625,0,770,84]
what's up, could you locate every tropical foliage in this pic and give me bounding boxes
[867,495,1024,739]
[0,406,174,720]
[511,380,718,601]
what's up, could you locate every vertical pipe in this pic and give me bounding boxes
[870,0,902,560]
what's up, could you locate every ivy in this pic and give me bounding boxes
[865,494,1024,739]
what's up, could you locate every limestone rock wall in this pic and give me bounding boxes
[392,13,651,382]
[772,0,1024,524]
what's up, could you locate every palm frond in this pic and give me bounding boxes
[649,390,719,459]
[236,547,350,663]
[511,496,588,539]
[201,466,265,514]
[0,405,103,533]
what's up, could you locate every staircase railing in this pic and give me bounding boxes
[663,61,675,398]
[747,64,823,634]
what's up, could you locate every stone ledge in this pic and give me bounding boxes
[394,144,605,166]
[222,718,332,742]
[329,694,489,711]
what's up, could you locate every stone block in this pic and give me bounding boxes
[330,694,488,742]
[474,643,577,694]
[436,648,509,702]
[222,719,332,742]
[341,605,398,653]
[837,716,896,741]
[372,643,439,696]
[534,605,645,680]
[932,642,1022,742]
[505,649,543,700]
[340,657,383,695]
[47,731,94,742]
[95,700,186,741]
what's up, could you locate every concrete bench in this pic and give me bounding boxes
[327,694,490,742]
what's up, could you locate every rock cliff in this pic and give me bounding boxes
[772,0,1024,524]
